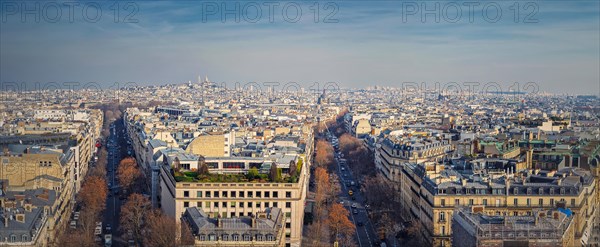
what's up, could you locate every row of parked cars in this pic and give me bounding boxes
[93,221,112,246]
[69,211,80,229]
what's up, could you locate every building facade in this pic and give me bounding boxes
[399,163,597,247]
[183,207,286,247]
[159,159,309,247]
[452,206,575,247]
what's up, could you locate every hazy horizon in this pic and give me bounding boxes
[1,1,599,94]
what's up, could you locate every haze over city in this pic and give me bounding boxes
[1,1,599,94]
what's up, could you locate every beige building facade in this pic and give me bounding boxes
[160,160,309,247]
[399,163,597,247]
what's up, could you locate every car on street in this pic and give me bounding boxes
[351,203,357,208]
[357,221,364,227]
[104,234,112,247]
[353,209,358,214]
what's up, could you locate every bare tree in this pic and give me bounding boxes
[305,220,330,247]
[57,206,100,247]
[78,175,108,214]
[339,133,361,156]
[57,229,95,247]
[180,220,195,245]
[315,140,334,168]
[120,193,151,243]
[117,157,141,193]
[326,203,356,243]
[361,175,398,210]
[338,133,376,178]
[326,173,342,203]
[339,233,358,247]
[401,221,425,246]
[90,147,108,178]
[314,167,329,211]
[143,210,190,247]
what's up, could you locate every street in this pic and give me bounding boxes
[326,130,379,247]
[102,119,130,246]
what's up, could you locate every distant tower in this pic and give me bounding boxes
[318,89,327,104]
[204,75,209,84]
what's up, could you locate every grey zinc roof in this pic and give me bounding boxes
[0,189,57,243]
[148,139,167,149]
[184,207,283,236]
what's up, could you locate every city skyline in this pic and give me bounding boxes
[1,2,600,246]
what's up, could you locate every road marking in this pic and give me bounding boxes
[364,224,373,247]
[348,205,362,247]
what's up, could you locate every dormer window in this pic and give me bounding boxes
[527,188,532,195]
[539,188,544,195]
[513,188,518,195]
[560,188,565,195]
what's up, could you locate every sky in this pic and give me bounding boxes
[1,0,599,94]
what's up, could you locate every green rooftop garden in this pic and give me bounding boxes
[172,159,303,183]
